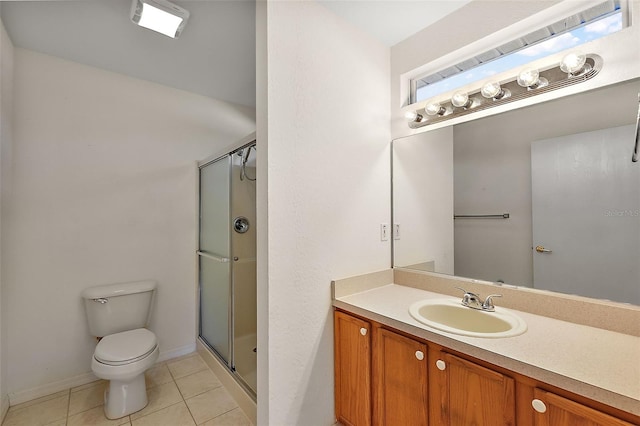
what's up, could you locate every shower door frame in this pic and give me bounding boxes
[196,132,257,400]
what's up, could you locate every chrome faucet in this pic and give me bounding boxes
[455,287,502,312]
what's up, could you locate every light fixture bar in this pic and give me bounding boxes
[130,0,190,39]
[406,54,603,129]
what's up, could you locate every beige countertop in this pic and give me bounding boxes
[333,280,640,416]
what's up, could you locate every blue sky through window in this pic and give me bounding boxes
[415,12,623,103]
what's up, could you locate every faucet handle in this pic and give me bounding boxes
[482,294,502,311]
[455,286,476,296]
[455,287,483,309]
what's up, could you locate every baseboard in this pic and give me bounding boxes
[197,339,257,425]
[8,370,98,406]
[1,393,9,423]
[158,343,197,363]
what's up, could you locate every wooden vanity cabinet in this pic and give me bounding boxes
[430,350,516,426]
[334,309,639,426]
[334,311,372,426]
[530,389,635,426]
[372,326,428,425]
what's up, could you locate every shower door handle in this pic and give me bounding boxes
[197,251,230,262]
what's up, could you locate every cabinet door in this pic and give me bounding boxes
[373,328,428,426]
[532,389,634,426]
[436,352,516,426]
[334,311,371,426]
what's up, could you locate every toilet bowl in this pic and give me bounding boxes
[91,328,159,419]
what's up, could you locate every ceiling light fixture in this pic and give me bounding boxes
[130,0,190,39]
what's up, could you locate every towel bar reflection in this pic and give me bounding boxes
[454,213,510,219]
[632,92,639,162]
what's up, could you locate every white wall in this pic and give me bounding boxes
[393,128,454,274]
[0,15,14,420]
[257,1,390,424]
[4,48,255,401]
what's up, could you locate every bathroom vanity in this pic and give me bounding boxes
[332,269,640,426]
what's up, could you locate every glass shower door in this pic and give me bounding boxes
[199,155,231,364]
[198,141,257,398]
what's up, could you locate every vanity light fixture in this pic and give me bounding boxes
[517,68,548,90]
[560,51,591,76]
[451,91,473,109]
[426,102,447,116]
[406,53,603,129]
[130,0,190,39]
[404,110,423,122]
[481,81,510,101]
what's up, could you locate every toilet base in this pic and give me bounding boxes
[104,374,148,419]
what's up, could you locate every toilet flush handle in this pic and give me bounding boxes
[93,298,108,304]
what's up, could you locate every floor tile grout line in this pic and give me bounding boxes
[181,383,225,402]
[132,400,185,425]
[65,387,71,426]
[181,393,199,426]
[204,406,241,425]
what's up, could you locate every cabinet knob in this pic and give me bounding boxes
[415,351,424,361]
[435,359,446,371]
[360,327,367,336]
[532,399,547,413]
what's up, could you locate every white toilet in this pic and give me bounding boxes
[82,280,159,419]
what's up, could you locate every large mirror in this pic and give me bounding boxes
[393,79,640,305]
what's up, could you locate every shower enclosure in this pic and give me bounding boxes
[198,134,257,397]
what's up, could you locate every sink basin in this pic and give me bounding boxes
[409,298,527,338]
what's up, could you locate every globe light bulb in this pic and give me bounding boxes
[517,68,548,89]
[481,81,501,98]
[404,110,421,122]
[560,51,587,75]
[451,91,472,108]
[425,102,445,116]
[481,81,510,100]
[517,68,539,87]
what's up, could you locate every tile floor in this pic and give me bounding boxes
[2,353,252,426]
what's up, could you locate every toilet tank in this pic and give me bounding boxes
[82,280,157,337]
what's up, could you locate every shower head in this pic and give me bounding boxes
[240,144,257,182]
[243,144,255,165]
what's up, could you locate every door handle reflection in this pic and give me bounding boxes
[535,245,552,253]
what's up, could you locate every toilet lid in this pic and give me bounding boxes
[95,328,157,364]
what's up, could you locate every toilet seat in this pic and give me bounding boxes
[95,328,157,366]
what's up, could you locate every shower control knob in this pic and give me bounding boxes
[233,217,250,234]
